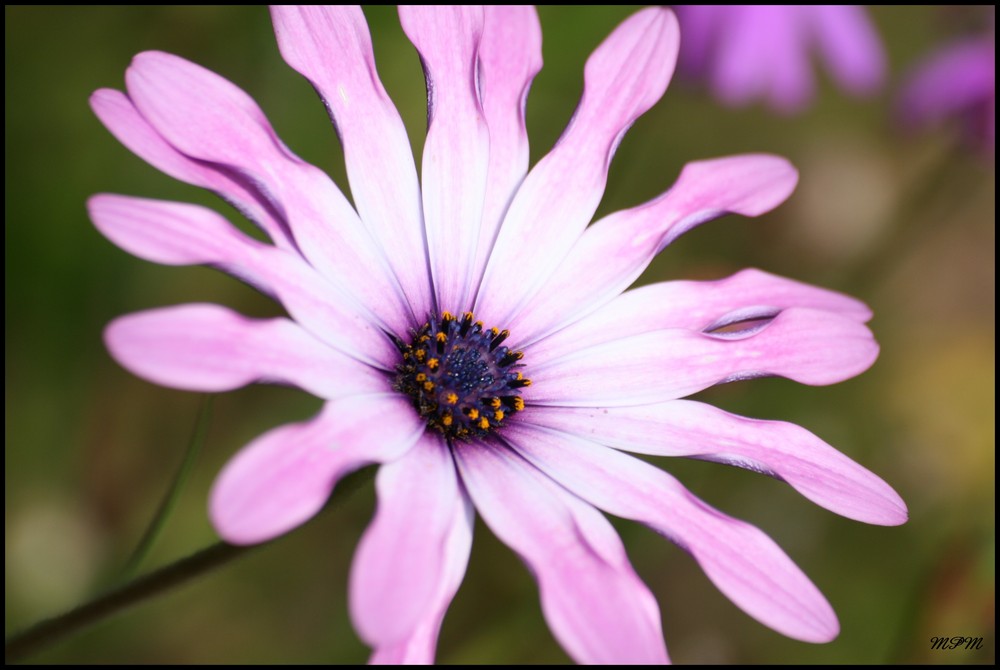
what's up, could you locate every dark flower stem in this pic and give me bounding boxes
[4,541,254,663]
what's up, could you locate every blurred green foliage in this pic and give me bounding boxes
[5,5,994,664]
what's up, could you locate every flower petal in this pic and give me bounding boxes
[504,422,839,643]
[89,88,293,249]
[104,303,387,397]
[399,6,489,311]
[454,441,668,664]
[124,50,415,334]
[475,7,680,326]
[88,194,398,368]
[808,6,885,96]
[350,434,463,647]
[507,155,799,345]
[209,395,424,545]
[526,268,870,362]
[270,6,432,319]
[525,307,879,407]
[898,38,996,131]
[471,6,543,291]
[521,400,907,526]
[367,494,473,664]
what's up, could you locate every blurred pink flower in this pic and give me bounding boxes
[898,32,995,152]
[88,6,906,664]
[675,5,886,113]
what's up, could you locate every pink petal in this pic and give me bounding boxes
[470,6,543,291]
[526,268,870,362]
[521,400,907,526]
[525,307,879,407]
[710,6,773,107]
[400,6,489,311]
[270,6,432,319]
[759,7,815,114]
[89,88,293,250]
[808,6,886,96]
[454,441,668,664]
[475,7,680,327]
[209,395,424,545]
[898,38,996,131]
[508,155,799,345]
[89,195,398,368]
[349,434,464,647]
[504,422,839,643]
[367,495,472,664]
[104,303,387,397]
[124,50,415,335]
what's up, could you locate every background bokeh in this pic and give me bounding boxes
[5,5,994,664]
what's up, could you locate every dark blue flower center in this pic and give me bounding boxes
[393,311,529,441]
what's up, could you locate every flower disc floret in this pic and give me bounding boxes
[393,311,529,441]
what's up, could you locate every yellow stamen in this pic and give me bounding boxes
[490,397,502,409]
[513,397,525,411]
[415,349,426,361]
[442,414,453,426]
[427,358,439,370]
[442,311,454,321]
[478,417,490,430]
[445,393,458,405]
[467,408,479,420]
[423,381,435,391]
[435,332,447,343]
[415,373,427,382]
[494,410,505,421]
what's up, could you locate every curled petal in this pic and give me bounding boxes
[509,155,799,344]
[522,400,907,526]
[124,50,414,334]
[89,194,398,368]
[526,268,870,362]
[454,442,668,664]
[400,5,489,310]
[104,303,387,397]
[477,7,679,326]
[350,434,464,647]
[210,395,424,545]
[270,6,432,318]
[526,307,879,406]
[505,423,839,643]
[89,88,293,249]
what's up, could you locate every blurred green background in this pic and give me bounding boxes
[5,5,994,664]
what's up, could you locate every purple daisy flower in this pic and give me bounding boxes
[898,32,995,152]
[88,6,906,664]
[675,5,886,113]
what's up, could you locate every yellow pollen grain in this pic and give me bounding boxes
[467,408,479,420]
[463,311,474,321]
[415,373,427,382]
[516,372,523,380]
[442,414,453,426]
[419,334,430,343]
[445,393,458,405]
[490,397,501,409]
[513,398,525,411]
[427,358,439,370]
[478,417,490,430]
[475,321,483,329]
[490,327,499,336]
[423,381,435,391]
[442,311,454,321]
[522,379,532,387]
[415,349,426,360]
[494,410,505,421]
[435,332,447,343]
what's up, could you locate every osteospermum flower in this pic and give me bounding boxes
[89,6,907,664]
[675,5,886,113]
[897,30,995,152]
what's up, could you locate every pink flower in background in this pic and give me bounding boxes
[675,5,886,114]
[89,5,906,664]
[898,33,995,152]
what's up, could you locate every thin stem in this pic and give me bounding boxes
[5,541,252,663]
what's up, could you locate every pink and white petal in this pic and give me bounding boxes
[455,442,668,664]
[508,155,798,345]
[350,433,462,647]
[475,8,679,326]
[525,307,879,407]
[399,6,489,311]
[505,422,839,643]
[367,496,473,664]
[471,6,543,290]
[808,6,886,96]
[124,51,414,334]
[105,304,388,398]
[521,400,907,526]
[526,268,870,362]
[271,6,432,318]
[89,195,398,368]
[210,394,424,545]
[89,88,293,249]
